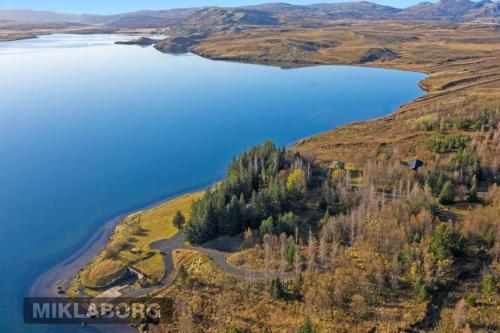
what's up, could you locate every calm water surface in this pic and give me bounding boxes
[0,34,425,332]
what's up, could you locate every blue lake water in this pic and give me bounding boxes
[0,34,425,332]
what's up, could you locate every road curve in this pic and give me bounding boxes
[150,231,291,281]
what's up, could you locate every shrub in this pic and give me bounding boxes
[297,316,316,333]
[176,264,189,285]
[269,278,286,299]
[415,275,428,300]
[228,327,242,333]
[482,274,496,294]
[426,135,468,153]
[430,224,464,260]
[465,293,477,306]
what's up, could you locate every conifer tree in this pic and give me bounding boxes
[439,181,456,205]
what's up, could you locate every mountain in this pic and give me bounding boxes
[0,8,201,28]
[246,1,499,23]
[463,0,500,20]
[79,8,201,27]
[0,9,84,22]
[396,0,499,20]
[0,1,498,30]
[172,7,279,34]
[244,1,401,22]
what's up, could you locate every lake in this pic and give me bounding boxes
[0,34,425,332]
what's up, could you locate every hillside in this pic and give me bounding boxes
[0,0,499,31]
[170,7,279,34]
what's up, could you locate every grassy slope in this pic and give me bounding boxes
[116,191,204,280]
[67,191,203,295]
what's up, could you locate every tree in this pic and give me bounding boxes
[277,212,297,235]
[286,239,295,266]
[297,316,316,333]
[287,169,307,194]
[172,210,186,230]
[260,217,274,236]
[415,275,428,300]
[269,278,285,299]
[467,176,479,203]
[482,274,496,294]
[292,274,303,300]
[439,181,456,205]
[225,195,242,235]
[430,223,464,261]
[176,264,189,285]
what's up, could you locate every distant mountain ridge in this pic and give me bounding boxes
[0,1,498,30]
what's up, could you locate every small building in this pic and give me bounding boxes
[130,247,142,255]
[329,161,345,170]
[407,159,424,171]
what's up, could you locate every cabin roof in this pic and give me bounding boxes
[407,159,424,170]
[329,161,345,169]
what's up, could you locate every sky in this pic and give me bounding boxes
[0,0,435,14]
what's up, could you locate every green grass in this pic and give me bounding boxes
[67,191,204,295]
[113,191,204,281]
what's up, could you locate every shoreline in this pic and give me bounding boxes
[26,33,431,299]
[29,187,207,298]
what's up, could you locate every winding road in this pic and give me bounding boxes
[150,231,291,282]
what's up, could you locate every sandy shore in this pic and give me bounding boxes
[29,188,205,298]
[29,215,122,297]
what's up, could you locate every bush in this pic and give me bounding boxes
[228,327,242,333]
[482,274,496,294]
[430,224,464,260]
[426,135,468,153]
[465,293,477,306]
[176,264,189,285]
[297,316,316,333]
[415,275,428,300]
[269,278,286,299]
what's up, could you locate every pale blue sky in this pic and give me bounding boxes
[0,0,435,14]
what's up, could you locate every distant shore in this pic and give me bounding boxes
[0,33,39,42]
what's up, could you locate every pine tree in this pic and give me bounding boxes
[172,210,186,230]
[439,181,456,205]
[226,195,242,236]
[285,239,295,266]
[467,176,479,203]
[297,316,316,333]
[260,217,274,236]
[269,277,285,299]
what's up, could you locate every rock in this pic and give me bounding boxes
[115,37,159,46]
[358,48,399,63]
[154,34,205,54]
